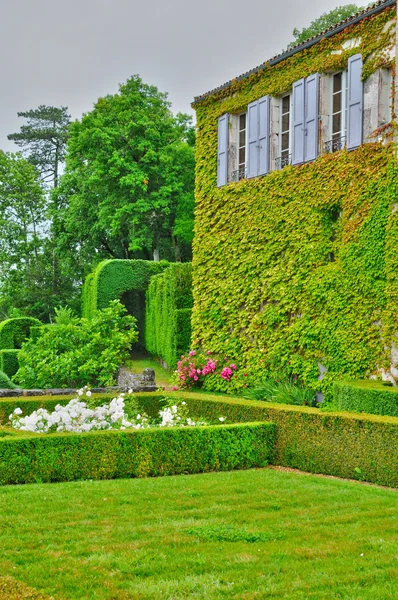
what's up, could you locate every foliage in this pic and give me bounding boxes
[191,5,397,395]
[244,378,318,406]
[53,306,78,326]
[145,263,193,368]
[0,317,42,350]
[52,75,195,266]
[287,4,366,49]
[331,379,398,416]
[0,350,20,379]
[7,105,70,189]
[172,350,239,391]
[14,300,138,389]
[0,420,274,485]
[82,259,169,347]
[164,391,398,487]
[0,370,16,389]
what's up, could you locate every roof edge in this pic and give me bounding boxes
[192,0,396,106]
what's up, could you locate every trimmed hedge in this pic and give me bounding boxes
[332,380,398,417]
[139,392,398,488]
[0,422,275,485]
[2,391,397,487]
[81,259,169,344]
[0,317,41,350]
[0,350,20,379]
[145,263,193,368]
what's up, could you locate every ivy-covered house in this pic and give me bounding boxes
[191,0,398,391]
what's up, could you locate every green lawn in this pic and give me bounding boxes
[0,468,397,599]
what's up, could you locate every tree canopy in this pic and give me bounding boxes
[53,75,195,265]
[287,4,365,49]
[8,106,70,188]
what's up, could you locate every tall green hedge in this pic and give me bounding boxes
[0,422,275,485]
[81,259,169,344]
[332,380,398,417]
[0,318,41,350]
[145,263,192,368]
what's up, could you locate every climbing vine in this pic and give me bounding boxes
[191,6,398,393]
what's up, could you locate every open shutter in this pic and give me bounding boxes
[247,100,259,178]
[258,96,270,175]
[292,78,305,165]
[217,114,229,187]
[347,54,363,150]
[304,73,319,162]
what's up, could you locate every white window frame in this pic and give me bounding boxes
[327,71,348,152]
[236,112,247,180]
[277,93,292,169]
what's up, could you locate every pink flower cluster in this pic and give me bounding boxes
[220,364,237,381]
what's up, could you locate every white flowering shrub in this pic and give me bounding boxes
[9,390,226,434]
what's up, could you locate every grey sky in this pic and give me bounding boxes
[1,0,360,152]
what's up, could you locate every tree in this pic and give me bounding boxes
[8,106,70,188]
[288,5,365,49]
[52,76,195,265]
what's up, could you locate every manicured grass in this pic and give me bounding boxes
[0,468,396,599]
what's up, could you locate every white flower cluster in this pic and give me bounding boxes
[9,389,146,434]
[159,402,205,428]
[9,391,225,435]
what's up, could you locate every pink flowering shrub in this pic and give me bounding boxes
[172,350,238,390]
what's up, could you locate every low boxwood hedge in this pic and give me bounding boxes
[332,380,398,417]
[0,422,275,485]
[1,391,397,487]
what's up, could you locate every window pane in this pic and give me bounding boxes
[282,95,290,113]
[333,73,342,93]
[281,132,289,152]
[239,130,246,147]
[239,148,245,165]
[333,91,342,114]
[239,114,246,130]
[282,113,290,133]
[333,113,341,135]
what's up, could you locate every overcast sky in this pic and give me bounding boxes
[0,0,361,152]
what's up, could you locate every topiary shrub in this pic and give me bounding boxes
[0,350,20,379]
[15,300,138,389]
[0,370,16,389]
[0,317,42,350]
[145,263,192,368]
[81,259,170,345]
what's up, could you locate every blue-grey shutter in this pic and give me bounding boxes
[292,78,305,165]
[258,96,270,175]
[247,100,259,178]
[304,73,319,162]
[217,114,228,187]
[347,54,363,150]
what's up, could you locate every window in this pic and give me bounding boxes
[325,71,348,152]
[276,94,291,169]
[236,113,247,181]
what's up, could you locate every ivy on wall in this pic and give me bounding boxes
[191,6,398,392]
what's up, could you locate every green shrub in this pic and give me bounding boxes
[244,379,318,406]
[0,370,16,389]
[0,350,20,379]
[81,259,169,345]
[0,422,275,485]
[0,317,41,349]
[15,300,138,389]
[145,263,192,368]
[331,380,398,417]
